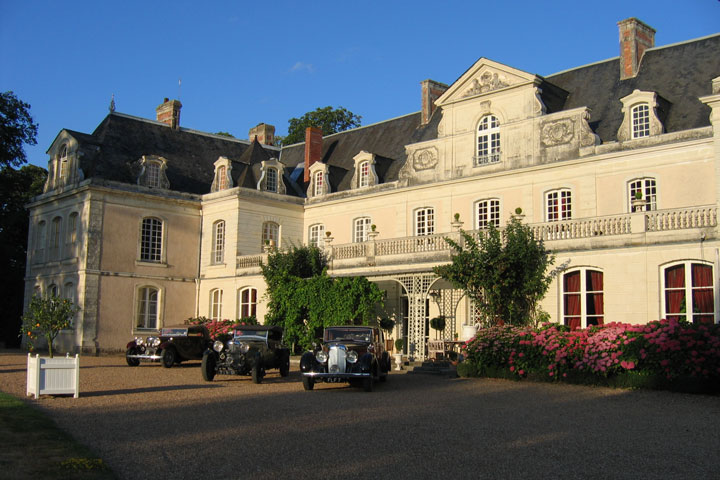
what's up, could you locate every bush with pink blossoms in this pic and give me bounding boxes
[460,319,720,391]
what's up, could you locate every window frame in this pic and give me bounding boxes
[309,224,325,248]
[238,287,258,319]
[415,207,435,236]
[358,160,370,188]
[353,217,372,243]
[631,103,650,139]
[628,177,657,212]
[262,221,280,248]
[139,217,163,263]
[50,216,62,260]
[475,115,501,166]
[210,288,223,321]
[314,171,324,196]
[212,220,225,265]
[662,261,716,325]
[561,268,604,330]
[136,286,160,330]
[546,189,572,222]
[265,167,278,193]
[476,198,501,229]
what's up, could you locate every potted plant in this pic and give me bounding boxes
[429,315,446,339]
[393,338,405,370]
[631,191,645,211]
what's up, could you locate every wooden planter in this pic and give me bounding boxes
[26,353,80,399]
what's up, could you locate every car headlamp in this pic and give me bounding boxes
[239,343,250,354]
[347,350,358,363]
[135,337,144,346]
[213,340,224,352]
[148,337,160,348]
[316,351,328,363]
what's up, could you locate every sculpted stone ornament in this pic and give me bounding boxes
[541,120,575,146]
[413,148,438,171]
[462,71,510,97]
[579,111,601,147]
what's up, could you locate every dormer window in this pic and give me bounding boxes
[314,171,324,196]
[475,115,500,166]
[211,157,233,192]
[266,168,278,192]
[146,163,160,187]
[631,104,650,138]
[359,161,370,187]
[137,156,169,189]
[217,166,228,190]
[308,161,330,197]
[351,151,378,189]
[258,158,286,195]
[618,90,664,142]
[59,146,68,181]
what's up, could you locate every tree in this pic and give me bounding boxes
[261,245,383,351]
[20,295,79,357]
[434,216,556,327]
[214,131,235,138]
[0,91,39,168]
[283,106,361,145]
[0,164,47,347]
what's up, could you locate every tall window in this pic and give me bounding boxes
[238,287,258,319]
[210,289,223,321]
[36,220,46,261]
[48,284,59,297]
[415,207,435,236]
[140,217,163,262]
[262,222,279,248]
[266,168,278,193]
[563,269,604,330]
[146,162,161,188]
[546,189,572,222]
[137,287,159,329]
[629,178,657,212]
[476,115,500,165]
[353,217,372,243]
[664,262,714,324]
[217,165,228,190]
[50,217,62,260]
[476,199,500,229]
[309,224,325,248]
[67,212,78,244]
[64,282,76,327]
[59,146,68,181]
[359,161,370,188]
[631,104,650,139]
[211,220,225,264]
[314,171,324,196]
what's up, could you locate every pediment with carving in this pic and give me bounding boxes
[436,59,537,106]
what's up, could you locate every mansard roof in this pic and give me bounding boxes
[68,112,281,194]
[546,34,720,142]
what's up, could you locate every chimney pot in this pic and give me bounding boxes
[156,98,182,129]
[618,18,655,80]
[421,79,448,125]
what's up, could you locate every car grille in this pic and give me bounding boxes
[328,345,346,374]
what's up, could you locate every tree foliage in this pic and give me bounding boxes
[261,245,383,351]
[0,91,39,168]
[20,295,79,357]
[283,106,361,145]
[434,216,556,327]
[0,164,47,347]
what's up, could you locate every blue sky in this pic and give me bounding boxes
[2,0,718,168]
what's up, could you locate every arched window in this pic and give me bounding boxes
[140,217,163,263]
[663,262,715,324]
[59,146,69,181]
[546,189,572,222]
[217,165,228,190]
[64,282,76,327]
[562,269,604,330]
[631,104,650,139]
[137,286,159,329]
[628,178,657,212]
[353,217,371,243]
[210,289,223,321]
[415,207,435,236]
[266,168,278,193]
[146,162,161,188]
[35,220,46,262]
[309,224,325,248]
[476,198,500,229]
[48,284,59,297]
[262,222,279,248]
[476,115,500,165]
[212,220,225,265]
[238,287,258,319]
[358,161,370,188]
[314,171,324,196]
[50,217,62,260]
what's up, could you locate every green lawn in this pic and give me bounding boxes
[0,391,116,480]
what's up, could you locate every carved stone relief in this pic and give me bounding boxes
[413,147,438,171]
[462,71,510,97]
[541,120,575,146]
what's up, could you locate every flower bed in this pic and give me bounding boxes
[458,319,720,393]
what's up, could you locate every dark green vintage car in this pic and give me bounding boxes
[201,325,290,383]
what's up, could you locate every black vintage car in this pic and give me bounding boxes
[300,326,391,392]
[201,325,290,383]
[126,325,211,368]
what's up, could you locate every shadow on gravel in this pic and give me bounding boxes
[81,383,222,397]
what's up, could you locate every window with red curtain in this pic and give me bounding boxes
[586,270,604,326]
[664,262,715,324]
[563,271,581,330]
[563,269,603,329]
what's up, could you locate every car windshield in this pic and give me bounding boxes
[234,329,268,340]
[324,328,373,343]
[160,328,187,337]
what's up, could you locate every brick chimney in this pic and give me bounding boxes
[421,79,449,125]
[618,18,655,80]
[304,127,322,182]
[156,98,182,129]
[248,123,275,145]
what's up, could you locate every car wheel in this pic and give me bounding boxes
[201,352,216,381]
[252,363,263,384]
[363,376,374,392]
[302,375,315,391]
[161,348,176,368]
[279,356,290,377]
[125,347,140,367]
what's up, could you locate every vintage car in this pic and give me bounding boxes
[125,325,211,368]
[201,325,290,383]
[300,325,391,391]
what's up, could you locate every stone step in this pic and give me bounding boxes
[408,360,458,378]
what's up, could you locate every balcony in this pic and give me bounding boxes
[234,205,717,276]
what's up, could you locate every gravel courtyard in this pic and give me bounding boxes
[2,350,719,479]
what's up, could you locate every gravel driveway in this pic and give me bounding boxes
[2,350,719,479]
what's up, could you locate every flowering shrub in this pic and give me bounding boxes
[462,319,720,386]
[185,317,234,340]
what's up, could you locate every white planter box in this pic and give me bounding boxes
[26,353,79,399]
